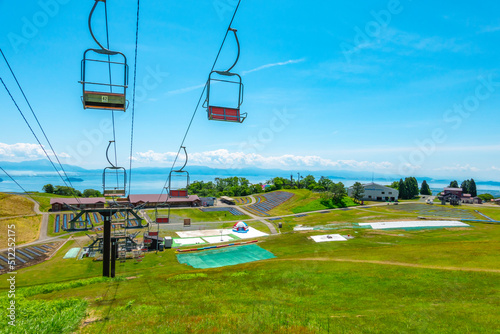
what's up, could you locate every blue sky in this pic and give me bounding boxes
[1,0,500,180]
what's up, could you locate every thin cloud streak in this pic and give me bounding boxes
[165,58,306,96]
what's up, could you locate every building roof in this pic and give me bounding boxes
[444,187,462,191]
[128,194,200,204]
[462,194,472,198]
[50,197,106,205]
[128,194,168,204]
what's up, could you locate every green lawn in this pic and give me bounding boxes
[1,199,500,333]
[149,208,250,223]
[267,189,318,216]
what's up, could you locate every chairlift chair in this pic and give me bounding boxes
[205,27,246,123]
[102,141,127,197]
[155,205,170,224]
[168,146,190,198]
[80,0,129,111]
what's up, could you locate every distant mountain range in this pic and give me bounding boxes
[2,159,500,188]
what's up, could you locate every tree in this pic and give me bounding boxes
[469,179,477,197]
[419,180,432,195]
[461,180,470,194]
[449,180,459,188]
[54,186,81,197]
[478,193,493,202]
[43,184,54,193]
[398,179,407,200]
[404,177,419,199]
[351,182,365,202]
[318,176,333,191]
[302,175,317,191]
[388,181,399,190]
[83,189,102,198]
[329,182,346,202]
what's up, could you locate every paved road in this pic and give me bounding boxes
[24,196,50,242]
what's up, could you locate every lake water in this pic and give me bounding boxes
[1,171,499,197]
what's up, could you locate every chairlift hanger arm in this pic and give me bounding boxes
[105,140,116,167]
[174,146,188,172]
[88,0,111,52]
[226,27,240,73]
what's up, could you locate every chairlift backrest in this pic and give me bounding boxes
[80,0,129,111]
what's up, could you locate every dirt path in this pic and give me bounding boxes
[237,206,278,234]
[23,196,51,242]
[276,257,500,273]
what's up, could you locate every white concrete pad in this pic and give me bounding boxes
[173,238,206,246]
[177,229,232,238]
[203,235,234,243]
[294,225,314,231]
[358,220,470,230]
[236,227,269,239]
[311,234,347,243]
[176,227,268,239]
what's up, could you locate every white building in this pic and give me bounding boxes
[348,182,399,201]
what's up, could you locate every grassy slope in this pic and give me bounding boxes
[0,216,41,248]
[150,208,250,222]
[0,193,35,217]
[267,189,318,216]
[0,193,41,248]
[1,201,500,333]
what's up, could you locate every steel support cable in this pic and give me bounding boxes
[156,0,243,203]
[0,166,40,205]
[1,49,82,204]
[128,0,140,195]
[103,1,120,189]
[0,77,82,204]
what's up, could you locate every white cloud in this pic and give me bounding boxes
[133,148,393,171]
[241,58,305,75]
[0,142,70,162]
[434,164,480,172]
[165,58,305,96]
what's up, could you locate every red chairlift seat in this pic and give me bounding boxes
[169,189,188,197]
[208,106,246,123]
[168,147,190,198]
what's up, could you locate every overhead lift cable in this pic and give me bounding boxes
[0,166,40,205]
[156,0,243,203]
[128,0,141,195]
[0,49,82,204]
[0,76,82,205]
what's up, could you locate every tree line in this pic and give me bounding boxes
[388,177,431,199]
[42,184,102,198]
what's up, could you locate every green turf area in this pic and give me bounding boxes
[149,208,250,223]
[1,200,499,333]
[291,196,358,214]
[389,203,482,219]
[177,244,276,269]
[267,189,317,216]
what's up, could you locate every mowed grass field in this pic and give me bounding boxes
[1,199,499,333]
[149,208,250,223]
